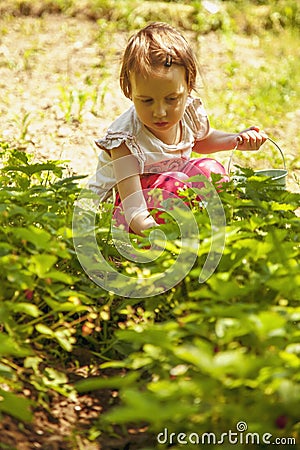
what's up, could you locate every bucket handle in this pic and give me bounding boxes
[227,137,287,174]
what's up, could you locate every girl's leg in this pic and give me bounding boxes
[113,159,228,229]
[183,157,229,185]
[142,171,191,224]
[113,171,190,227]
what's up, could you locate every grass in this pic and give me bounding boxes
[196,27,300,183]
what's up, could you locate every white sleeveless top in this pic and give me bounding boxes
[89,96,209,200]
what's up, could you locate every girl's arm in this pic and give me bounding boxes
[111,143,157,235]
[193,126,268,154]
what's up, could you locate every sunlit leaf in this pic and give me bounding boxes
[0,388,32,422]
[29,254,57,277]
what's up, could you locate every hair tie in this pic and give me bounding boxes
[164,53,173,67]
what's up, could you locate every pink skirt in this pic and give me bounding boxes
[113,157,228,229]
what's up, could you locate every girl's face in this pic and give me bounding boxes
[130,65,189,145]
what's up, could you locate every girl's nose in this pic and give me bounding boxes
[153,103,167,118]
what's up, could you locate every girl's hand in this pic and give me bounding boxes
[236,126,268,151]
[129,211,157,235]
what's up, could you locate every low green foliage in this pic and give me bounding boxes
[1,142,299,447]
[77,169,300,448]
[0,144,102,419]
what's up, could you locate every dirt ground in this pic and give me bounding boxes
[0,12,299,450]
[0,364,152,450]
[1,14,299,187]
[0,14,129,178]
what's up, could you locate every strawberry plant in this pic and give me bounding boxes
[76,170,300,449]
[0,143,114,420]
[1,142,299,449]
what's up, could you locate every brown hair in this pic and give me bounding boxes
[120,22,198,99]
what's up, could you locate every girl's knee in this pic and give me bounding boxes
[150,171,191,193]
[187,158,229,184]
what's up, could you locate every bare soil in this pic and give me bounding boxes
[1,14,299,188]
[0,363,152,450]
[0,14,131,177]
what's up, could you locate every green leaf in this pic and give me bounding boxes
[35,324,54,336]
[105,388,197,425]
[3,162,63,177]
[43,296,88,312]
[0,334,31,357]
[29,254,57,277]
[213,350,250,377]
[13,226,51,250]
[0,242,13,256]
[250,311,287,338]
[9,302,41,318]
[0,388,32,422]
[75,372,139,393]
[44,367,68,385]
[173,341,213,373]
[53,328,75,352]
[43,270,74,283]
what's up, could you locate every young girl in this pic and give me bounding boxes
[89,22,267,235]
